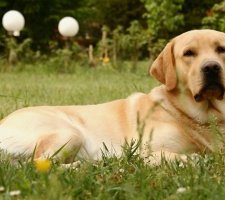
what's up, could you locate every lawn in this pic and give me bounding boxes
[0,63,225,200]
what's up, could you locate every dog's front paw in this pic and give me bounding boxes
[143,151,188,166]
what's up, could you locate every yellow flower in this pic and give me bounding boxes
[34,159,52,173]
[102,56,110,63]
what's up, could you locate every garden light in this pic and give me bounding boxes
[2,10,25,36]
[58,16,79,37]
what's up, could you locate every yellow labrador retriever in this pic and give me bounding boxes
[0,29,225,164]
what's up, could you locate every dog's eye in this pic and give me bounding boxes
[183,50,195,57]
[216,46,225,53]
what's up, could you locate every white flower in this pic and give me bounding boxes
[61,160,81,170]
[178,162,185,168]
[176,187,187,193]
[0,186,5,192]
[119,168,125,173]
[9,190,21,196]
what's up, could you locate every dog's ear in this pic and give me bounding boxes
[149,42,176,91]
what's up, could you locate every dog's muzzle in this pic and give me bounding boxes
[194,61,225,102]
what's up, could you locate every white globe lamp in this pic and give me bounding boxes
[58,17,79,37]
[2,10,25,36]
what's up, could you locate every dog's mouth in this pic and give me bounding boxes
[194,83,225,102]
[194,61,225,102]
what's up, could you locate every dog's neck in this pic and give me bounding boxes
[163,86,225,124]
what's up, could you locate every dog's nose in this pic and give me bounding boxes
[201,61,222,75]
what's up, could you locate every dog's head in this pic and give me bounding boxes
[150,29,225,102]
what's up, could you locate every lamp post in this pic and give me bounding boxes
[58,16,79,49]
[58,16,79,39]
[57,17,79,72]
[2,10,25,36]
[2,10,25,66]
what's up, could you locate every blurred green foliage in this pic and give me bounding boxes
[202,1,225,32]
[0,0,223,71]
[142,0,184,57]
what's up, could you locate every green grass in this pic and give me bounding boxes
[0,62,225,199]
